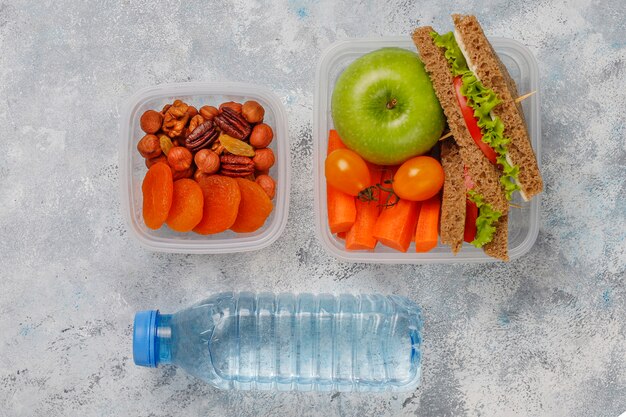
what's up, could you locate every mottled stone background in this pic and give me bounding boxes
[0,0,625,416]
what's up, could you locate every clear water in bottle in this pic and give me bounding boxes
[133,292,423,392]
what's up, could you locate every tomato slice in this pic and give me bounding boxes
[463,165,475,190]
[464,199,478,243]
[453,76,498,165]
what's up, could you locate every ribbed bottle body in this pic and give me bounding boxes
[167,292,422,392]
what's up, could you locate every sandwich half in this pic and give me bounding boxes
[413,14,543,260]
[440,138,509,260]
[451,14,542,201]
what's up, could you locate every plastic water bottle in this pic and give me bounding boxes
[133,292,423,392]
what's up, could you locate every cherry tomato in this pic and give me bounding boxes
[453,76,498,164]
[325,149,371,196]
[393,156,444,201]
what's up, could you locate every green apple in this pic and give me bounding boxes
[331,47,445,165]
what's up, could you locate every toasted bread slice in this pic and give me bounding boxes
[440,139,466,254]
[452,14,543,200]
[483,214,509,261]
[412,27,508,214]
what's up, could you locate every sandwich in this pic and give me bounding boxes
[412,14,543,261]
[440,137,510,260]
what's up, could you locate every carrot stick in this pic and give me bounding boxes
[345,163,382,250]
[415,195,441,252]
[328,129,347,153]
[326,130,356,234]
[327,186,356,234]
[373,199,419,252]
[336,232,346,240]
[464,199,478,243]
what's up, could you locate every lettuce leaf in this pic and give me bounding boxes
[430,31,468,76]
[467,190,502,248]
[431,31,520,200]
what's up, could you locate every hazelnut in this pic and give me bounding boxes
[242,100,265,124]
[252,148,275,172]
[145,155,168,169]
[140,110,163,134]
[187,106,198,118]
[173,166,194,181]
[219,101,242,114]
[167,147,193,172]
[199,105,219,121]
[249,123,274,148]
[137,134,162,159]
[255,175,276,199]
[194,149,220,174]
[194,169,211,182]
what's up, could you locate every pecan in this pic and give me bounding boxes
[220,154,255,177]
[214,107,251,140]
[185,120,219,153]
[220,170,254,178]
[221,155,254,165]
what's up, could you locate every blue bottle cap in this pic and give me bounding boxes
[133,310,158,367]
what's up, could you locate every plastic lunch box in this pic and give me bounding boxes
[120,82,290,253]
[313,37,541,263]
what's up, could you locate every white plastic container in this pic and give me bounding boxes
[120,82,290,253]
[313,37,541,263]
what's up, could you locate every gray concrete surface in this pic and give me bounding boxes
[1,0,625,416]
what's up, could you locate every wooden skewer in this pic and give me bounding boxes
[438,131,453,141]
[438,91,537,141]
[514,90,536,103]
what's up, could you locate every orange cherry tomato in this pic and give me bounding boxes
[325,149,371,196]
[393,156,444,201]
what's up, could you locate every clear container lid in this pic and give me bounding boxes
[313,37,541,263]
[120,82,290,253]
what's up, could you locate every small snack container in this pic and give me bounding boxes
[120,82,290,253]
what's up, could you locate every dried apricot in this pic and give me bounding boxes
[194,175,241,235]
[230,178,273,233]
[166,179,204,232]
[142,162,173,230]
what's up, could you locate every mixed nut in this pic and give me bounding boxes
[137,98,278,235]
[137,99,276,196]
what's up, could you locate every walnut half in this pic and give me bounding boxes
[162,100,190,138]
